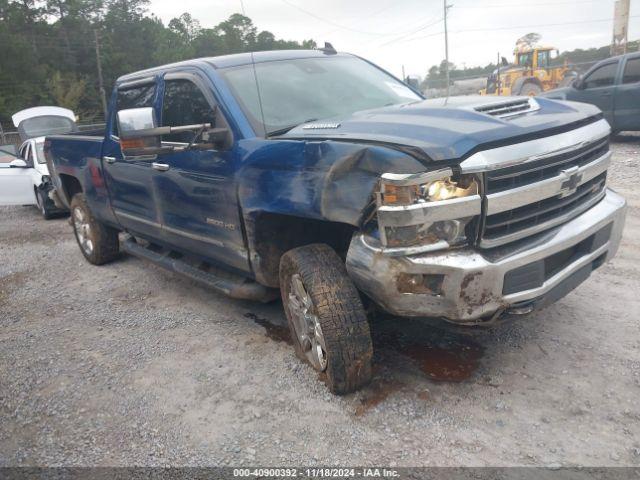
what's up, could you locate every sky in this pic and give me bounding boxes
[149,0,639,79]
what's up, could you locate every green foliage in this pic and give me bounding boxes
[0,0,315,125]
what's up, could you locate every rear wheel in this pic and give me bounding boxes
[520,82,542,96]
[70,193,119,265]
[279,244,373,394]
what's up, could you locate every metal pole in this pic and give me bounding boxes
[444,0,450,99]
[402,65,406,82]
[94,30,108,121]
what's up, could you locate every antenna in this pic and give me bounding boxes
[239,0,268,137]
[318,42,337,55]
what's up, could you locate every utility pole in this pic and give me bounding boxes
[611,0,630,56]
[443,0,452,99]
[94,30,108,121]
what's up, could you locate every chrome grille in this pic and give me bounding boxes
[486,137,609,193]
[481,137,610,248]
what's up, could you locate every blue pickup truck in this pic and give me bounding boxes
[45,49,627,394]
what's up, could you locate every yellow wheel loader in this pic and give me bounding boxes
[480,45,575,96]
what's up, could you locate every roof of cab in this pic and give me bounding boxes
[117,49,349,84]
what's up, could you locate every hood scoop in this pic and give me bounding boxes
[474,97,539,119]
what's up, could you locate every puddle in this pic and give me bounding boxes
[244,312,292,345]
[371,317,484,382]
[355,379,404,416]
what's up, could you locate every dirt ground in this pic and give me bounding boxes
[0,136,639,467]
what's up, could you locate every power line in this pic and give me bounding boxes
[397,15,640,44]
[455,0,602,7]
[279,0,439,37]
[378,16,444,47]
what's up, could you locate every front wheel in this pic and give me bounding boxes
[279,244,373,394]
[70,193,119,265]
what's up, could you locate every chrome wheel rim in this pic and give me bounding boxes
[73,207,94,255]
[288,274,327,372]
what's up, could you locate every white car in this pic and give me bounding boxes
[0,106,76,219]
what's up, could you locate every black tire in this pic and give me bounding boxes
[519,82,542,96]
[36,189,54,220]
[70,193,119,265]
[279,243,373,394]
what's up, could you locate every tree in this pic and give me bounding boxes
[516,32,542,48]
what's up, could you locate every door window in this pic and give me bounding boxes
[25,145,35,167]
[583,62,618,89]
[161,79,216,143]
[35,142,46,164]
[622,57,640,84]
[536,50,549,68]
[113,83,156,136]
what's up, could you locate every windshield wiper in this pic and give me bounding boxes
[267,118,318,137]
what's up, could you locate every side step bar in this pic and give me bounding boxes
[121,237,278,303]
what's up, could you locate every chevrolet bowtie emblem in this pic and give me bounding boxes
[558,166,582,198]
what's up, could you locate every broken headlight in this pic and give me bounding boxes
[376,168,481,250]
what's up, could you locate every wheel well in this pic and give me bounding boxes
[248,212,356,288]
[58,174,83,204]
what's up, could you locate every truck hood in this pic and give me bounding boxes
[279,96,602,162]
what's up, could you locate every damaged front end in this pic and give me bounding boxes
[345,120,627,324]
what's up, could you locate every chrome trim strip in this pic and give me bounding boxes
[380,168,452,186]
[115,210,160,228]
[378,195,481,227]
[163,225,225,247]
[115,210,225,247]
[480,189,606,248]
[460,119,610,173]
[485,150,610,215]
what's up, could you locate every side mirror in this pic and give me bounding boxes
[9,159,28,168]
[501,56,509,66]
[573,76,584,89]
[117,107,228,157]
[117,107,163,158]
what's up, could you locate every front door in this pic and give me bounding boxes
[152,72,250,272]
[614,55,640,131]
[0,143,36,206]
[101,80,163,239]
[573,60,619,125]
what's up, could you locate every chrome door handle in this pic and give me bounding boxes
[103,156,116,164]
[152,162,170,171]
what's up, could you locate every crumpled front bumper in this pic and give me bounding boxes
[346,188,627,324]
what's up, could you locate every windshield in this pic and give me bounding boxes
[219,55,422,135]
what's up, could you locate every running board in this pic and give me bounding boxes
[121,237,278,303]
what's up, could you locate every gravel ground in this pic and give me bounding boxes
[0,136,639,467]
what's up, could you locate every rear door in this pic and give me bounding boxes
[572,60,619,124]
[614,55,640,131]
[0,143,37,205]
[152,71,250,271]
[101,79,163,239]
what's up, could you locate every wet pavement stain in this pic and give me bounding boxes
[244,312,293,345]
[355,378,404,416]
[371,316,485,382]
